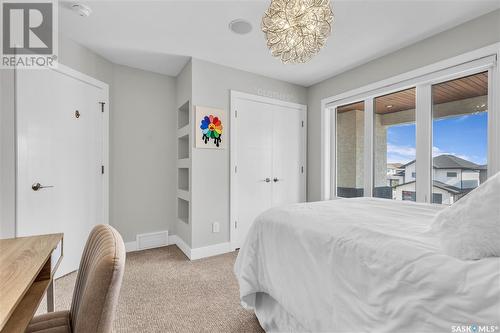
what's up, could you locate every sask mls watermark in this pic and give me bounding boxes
[1,0,58,68]
[451,324,499,333]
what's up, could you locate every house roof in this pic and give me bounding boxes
[402,154,485,170]
[387,163,404,169]
[432,180,462,194]
[394,180,462,194]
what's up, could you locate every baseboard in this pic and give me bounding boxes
[190,242,232,260]
[124,240,138,252]
[168,235,191,259]
[126,234,233,260]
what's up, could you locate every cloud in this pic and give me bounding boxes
[387,143,416,164]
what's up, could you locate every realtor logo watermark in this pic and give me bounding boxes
[1,0,58,68]
[452,324,499,333]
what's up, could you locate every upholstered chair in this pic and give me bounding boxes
[26,225,126,333]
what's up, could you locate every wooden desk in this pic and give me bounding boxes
[0,234,63,333]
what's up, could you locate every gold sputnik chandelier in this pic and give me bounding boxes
[262,0,334,64]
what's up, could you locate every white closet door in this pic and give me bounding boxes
[272,106,306,206]
[232,93,306,249]
[16,68,104,277]
[234,100,274,248]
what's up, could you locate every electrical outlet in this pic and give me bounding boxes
[212,222,220,233]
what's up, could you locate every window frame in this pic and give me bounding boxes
[321,43,500,202]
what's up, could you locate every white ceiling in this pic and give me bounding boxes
[59,0,500,87]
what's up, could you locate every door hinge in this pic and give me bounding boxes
[99,102,105,112]
[301,120,304,127]
[235,110,238,118]
[101,165,104,174]
[235,221,238,228]
[235,165,237,173]
[301,166,304,174]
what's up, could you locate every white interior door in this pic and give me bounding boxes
[272,105,306,205]
[16,68,105,277]
[234,100,274,248]
[232,94,306,249]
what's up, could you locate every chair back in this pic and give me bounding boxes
[70,224,125,333]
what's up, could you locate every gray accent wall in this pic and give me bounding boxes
[110,65,177,243]
[307,9,500,201]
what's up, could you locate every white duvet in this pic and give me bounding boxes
[234,198,500,333]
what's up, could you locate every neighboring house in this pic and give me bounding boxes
[386,163,405,187]
[392,155,486,204]
[393,180,462,204]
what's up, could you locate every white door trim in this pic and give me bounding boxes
[230,91,307,250]
[321,43,500,200]
[14,63,110,235]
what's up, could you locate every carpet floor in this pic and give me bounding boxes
[36,245,264,332]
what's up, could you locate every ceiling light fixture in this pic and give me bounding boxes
[229,19,253,35]
[262,0,333,64]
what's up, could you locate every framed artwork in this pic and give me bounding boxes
[195,106,226,149]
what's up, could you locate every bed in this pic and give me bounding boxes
[234,197,500,332]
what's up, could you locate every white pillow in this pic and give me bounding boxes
[431,171,500,260]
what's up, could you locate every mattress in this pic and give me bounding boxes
[234,198,500,332]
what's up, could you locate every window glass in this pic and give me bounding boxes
[373,88,416,200]
[432,72,488,205]
[336,101,364,197]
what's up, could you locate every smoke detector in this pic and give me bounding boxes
[71,3,92,17]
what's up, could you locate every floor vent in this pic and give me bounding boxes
[136,231,169,250]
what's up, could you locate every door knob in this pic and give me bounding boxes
[263,178,271,183]
[273,178,279,182]
[32,182,54,191]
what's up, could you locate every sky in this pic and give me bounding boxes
[386,112,488,165]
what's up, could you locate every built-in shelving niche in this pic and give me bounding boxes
[178,101,189,129]
[177,100,191,226]
[177,198,189,224]
[178,168,189,191]
[178,135,189,159]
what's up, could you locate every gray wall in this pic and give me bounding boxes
[190,58,308,248]
[110,65,177,242]
[307,9,500,201]
[59,35,113,85]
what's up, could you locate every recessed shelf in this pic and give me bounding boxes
[178,135,189,159]
[177,189,189,201]
[177,125,189,138]
[177,198,189,225]
[178,101,189,129]
[177,158,190,168]
[178,168,189,191]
